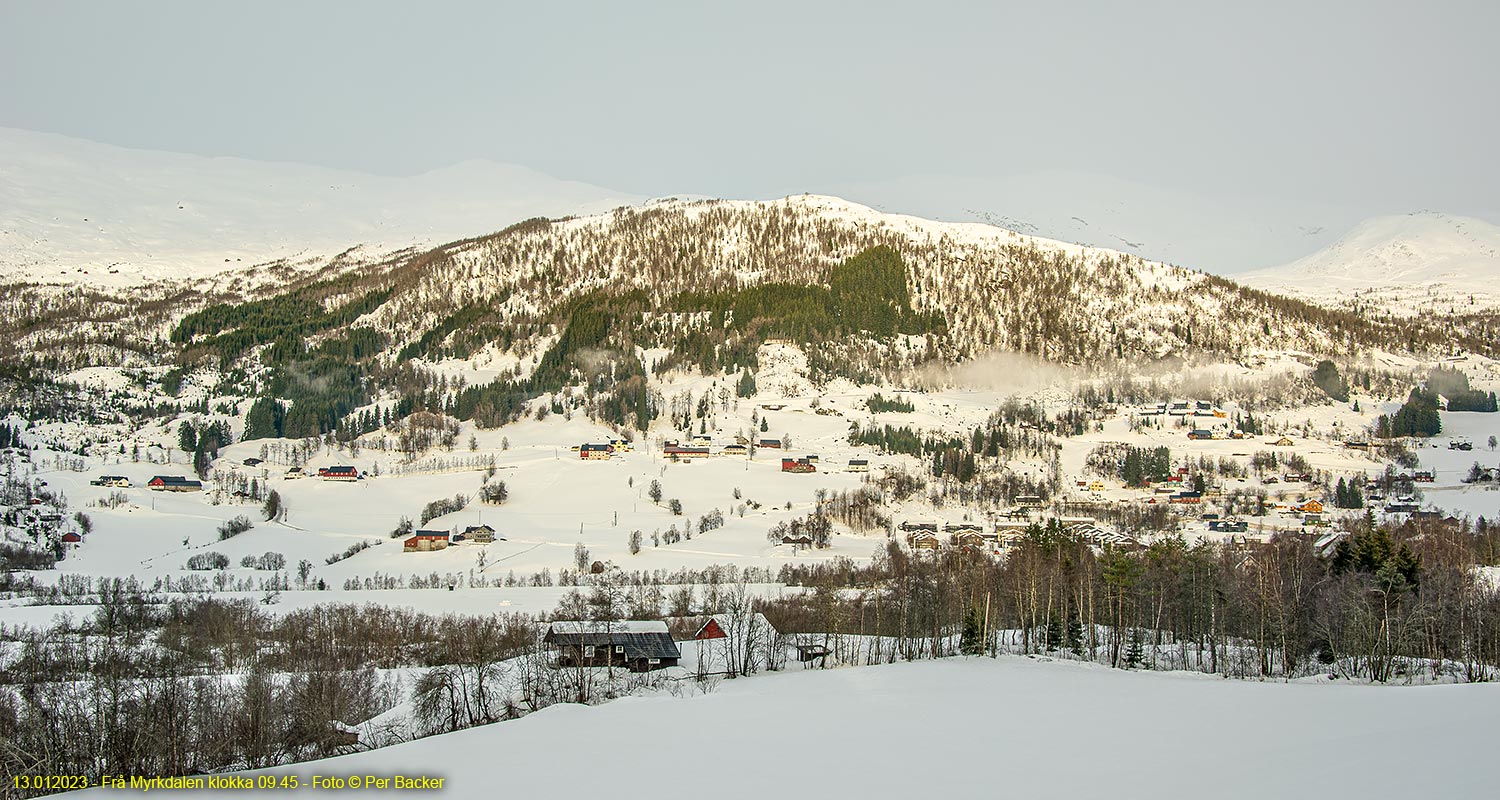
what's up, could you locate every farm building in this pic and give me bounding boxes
[403,531,449,552]
[906,530,940,550]
[758,439,782,449]
[952,530,988,549]
[148,476,203,492]
[464,524,497,543]
[285,467,305,479]
[1208,519,1249,533]
[580,444,613,460]
[780,533,814,549]
[243,457,264,467]
[318,466,360,481]
[720,444,749,457]
[781,457,815,473]
[693,612,781,677]
[847,458,870,472]
[90,475,130,487]
[60,531,82,545]
[664,445,711,460]
[1272,437,1295,447]
[1293,499,1325,514]
[544,621,681,672]
[1187,429,1214,440]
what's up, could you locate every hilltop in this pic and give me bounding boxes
[1241,212,1500,317]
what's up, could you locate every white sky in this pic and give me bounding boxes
[2,0,1496,271]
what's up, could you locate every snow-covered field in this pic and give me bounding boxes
[71,655,1498,799]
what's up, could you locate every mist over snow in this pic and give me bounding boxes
[908,351,1080,396]
[0,127,642,287]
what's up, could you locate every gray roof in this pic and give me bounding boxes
[545,621,681,660]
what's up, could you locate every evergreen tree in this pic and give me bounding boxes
[960,606,985,655]
[1066,615,1084,656]
[1125,629,1145,668]
[1045,616,1063,651]
[736,369,756,398]
[178,421,198,453]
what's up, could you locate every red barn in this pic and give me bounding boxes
[695,618,728,640]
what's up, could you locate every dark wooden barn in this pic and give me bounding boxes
[544,621,681,672]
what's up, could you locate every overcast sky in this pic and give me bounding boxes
[2,0,1496,265]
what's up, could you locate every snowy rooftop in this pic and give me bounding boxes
[548,620,669,635]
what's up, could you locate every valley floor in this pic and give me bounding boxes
[71,655,1500,800]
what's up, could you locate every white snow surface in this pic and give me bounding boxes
[1242,212,1500,314]
[78,656,1499,799]
[0,127,641,287]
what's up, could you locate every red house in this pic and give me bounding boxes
[318,466,360,481]
[60,531,82,544]
[695,618,729,640]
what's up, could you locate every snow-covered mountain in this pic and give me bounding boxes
[0,127,642,287]
[824,171,1361,274]
[1240,212,1500,316]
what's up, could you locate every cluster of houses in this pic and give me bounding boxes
[1141,400,1225,419]
[896,518,1138,553]
[651,436,870,474]
[1186,428,1247,441]
[276,465,360,480]
[577,439,634,460]
[402,523,500,552]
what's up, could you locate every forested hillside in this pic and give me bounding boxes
[0,195,1491,439]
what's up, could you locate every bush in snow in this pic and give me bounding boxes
[186,551,230,570]
[217,515,255,540]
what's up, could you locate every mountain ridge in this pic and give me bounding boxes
[1240,211,1500,316]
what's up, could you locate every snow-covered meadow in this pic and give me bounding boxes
[73,655,1498,800]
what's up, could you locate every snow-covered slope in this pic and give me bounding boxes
[92,657,1497,799]
[830,170,1359,274]
[1241,212,1500,316]
[0,128,642,287]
